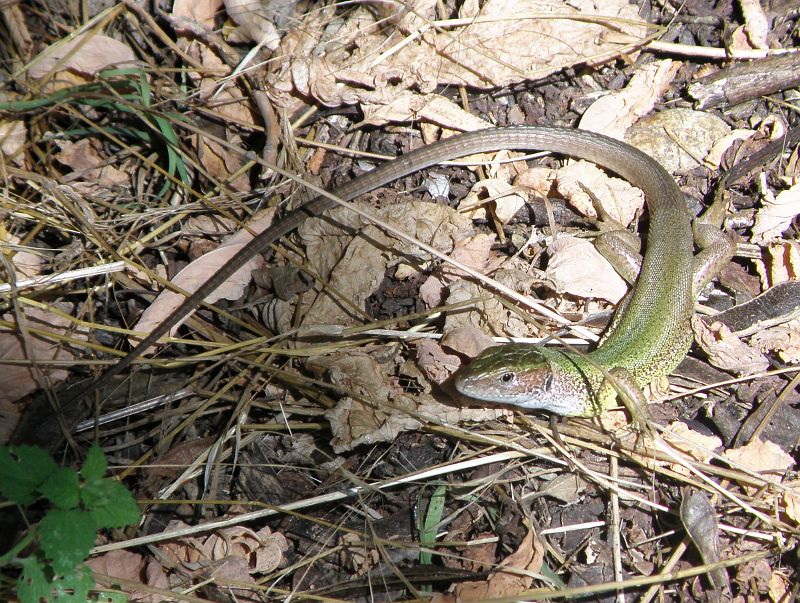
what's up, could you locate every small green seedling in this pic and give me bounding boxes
[0,444,140,602]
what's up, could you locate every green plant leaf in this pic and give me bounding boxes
[81,479,140,529]
[81,444,107,483]
[17,556,51,603]
[0,445,59,505]
[38,509,96,575]
[96,591,128,603]
[419,485,446,565]
[40,467,80,510]
[50,563,94,602]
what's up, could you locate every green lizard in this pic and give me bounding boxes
[452,133,735,417]
[75,127,733,421]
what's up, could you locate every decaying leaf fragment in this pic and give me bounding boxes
[752,181,800,245]
[27,32,137,81]
[722,437,794,498]
[266,0,650,126]
[751,318,800,364]
[172,0,257,192]
[453,528,545,600]
[0,305,85,404]
[692,316,770,376]
[295,200,473,329]
[315,351,508,452]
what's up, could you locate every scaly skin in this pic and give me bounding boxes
[451,134,698,417]
[79,127,697,417]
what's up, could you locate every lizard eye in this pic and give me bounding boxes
[500,372,516,384]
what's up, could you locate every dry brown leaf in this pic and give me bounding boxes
[661,421,723,475]
[159,520,204,564]
[173,0,255,193]
[769,569,791,602]
[754,242,800,289]
[443,279,530,339]
[662,422,722,463]
[54,139,128,188]
[416,338,464,385]
[182,215,238,237]
[419,395,511,425]
[440,233,496,279]
[316,353,420,452]
[514,166,556,198]
[750,319,800,364]
[536,473,586,503]
[131,209,276,346]
[5,234,42,280]
[194,129,253,192]
[87,549,169,603]
[299,224,391,328]
[737,559,773,596]
[722,437,794,494]
[723,437,794,474]
[752,181,800,245]
[739,0,769,49]
[691,316,770,376]
[579,59,681,139]
[440,326,496,359]
[705,129,756,168]
[297,201,472,328]
[0,305,83,404]
[325,397,422,454]
[784,489,800,525]
[172,0,219,25]
[28,33,137,80]
[211,558,255,593]
[203,525,288,574]
[158,520,287,580]
[365,93,491,131]
[456,528,545,600]
[730,27,753,52]
[339,532,380,576]
[458,178,527,223]
[224,0,280,48]
[267,0,647,126]
[419,273,446,308]
[547,236,628,303]
[317,350,507,451]
[556,159,645,225]
[0,119,26,165]
[625,109,731,174]
[445,532,496,572]
[598,408,632,434]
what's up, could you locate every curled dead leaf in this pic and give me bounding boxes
[547,236,628,303]
[692,316,770,376]
[28,33,137,80]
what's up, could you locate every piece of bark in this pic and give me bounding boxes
[688,52,800,109]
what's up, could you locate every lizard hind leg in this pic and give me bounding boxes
[691,189,737,293]
[691,221,736,293]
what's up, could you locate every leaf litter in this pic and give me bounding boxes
[0,0,798,601]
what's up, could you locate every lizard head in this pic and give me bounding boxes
[452,344,591,416]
